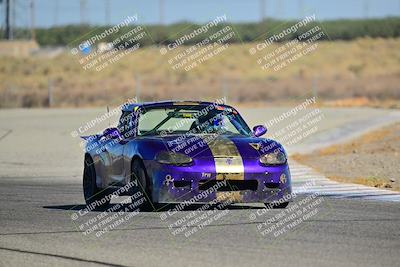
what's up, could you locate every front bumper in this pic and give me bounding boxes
[144,160,293,204]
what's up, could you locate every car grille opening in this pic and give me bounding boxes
[173,181,191,188]
[264,182,280,189]
[199,180,258,191]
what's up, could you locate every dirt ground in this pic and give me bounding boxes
[293,122,400,191]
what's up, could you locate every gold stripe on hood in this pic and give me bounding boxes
[206,135,244,181]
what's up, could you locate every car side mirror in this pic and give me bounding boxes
[103,127,122,140]
[253,125,267,137]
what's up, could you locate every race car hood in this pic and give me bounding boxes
[137,134,284,160]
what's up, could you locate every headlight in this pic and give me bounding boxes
[259,151,287,165]
[155,151,193,166]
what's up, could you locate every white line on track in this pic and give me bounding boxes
[290,161,400,202]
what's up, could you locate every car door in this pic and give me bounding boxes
[104,112,131,186]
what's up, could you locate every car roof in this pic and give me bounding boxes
[121,100,234,112]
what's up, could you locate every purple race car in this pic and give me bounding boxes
[82,101,292,210]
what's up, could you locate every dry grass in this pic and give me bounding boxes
[292,122,400,191]
[313,127,391,156]
[0,38,399,107]
[322,97,400,109]
[328,175,393,189]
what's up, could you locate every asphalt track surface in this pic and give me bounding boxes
[0,107,400,267]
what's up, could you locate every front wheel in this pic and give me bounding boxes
[83,156,110,210]
[131,159,156,211]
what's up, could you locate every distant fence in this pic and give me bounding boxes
[0,40,39,57]
[1,74,399,108]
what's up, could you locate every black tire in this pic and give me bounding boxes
[83,155,110,211]
[264,202,289,209]
[131,159,156,211]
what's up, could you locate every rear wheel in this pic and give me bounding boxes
[131,159,156,211]
[264,202,289,209]
[83,156,110,211]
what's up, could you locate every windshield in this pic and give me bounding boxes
[137,105,251,136]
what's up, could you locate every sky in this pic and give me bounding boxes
[2,0,400,28]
